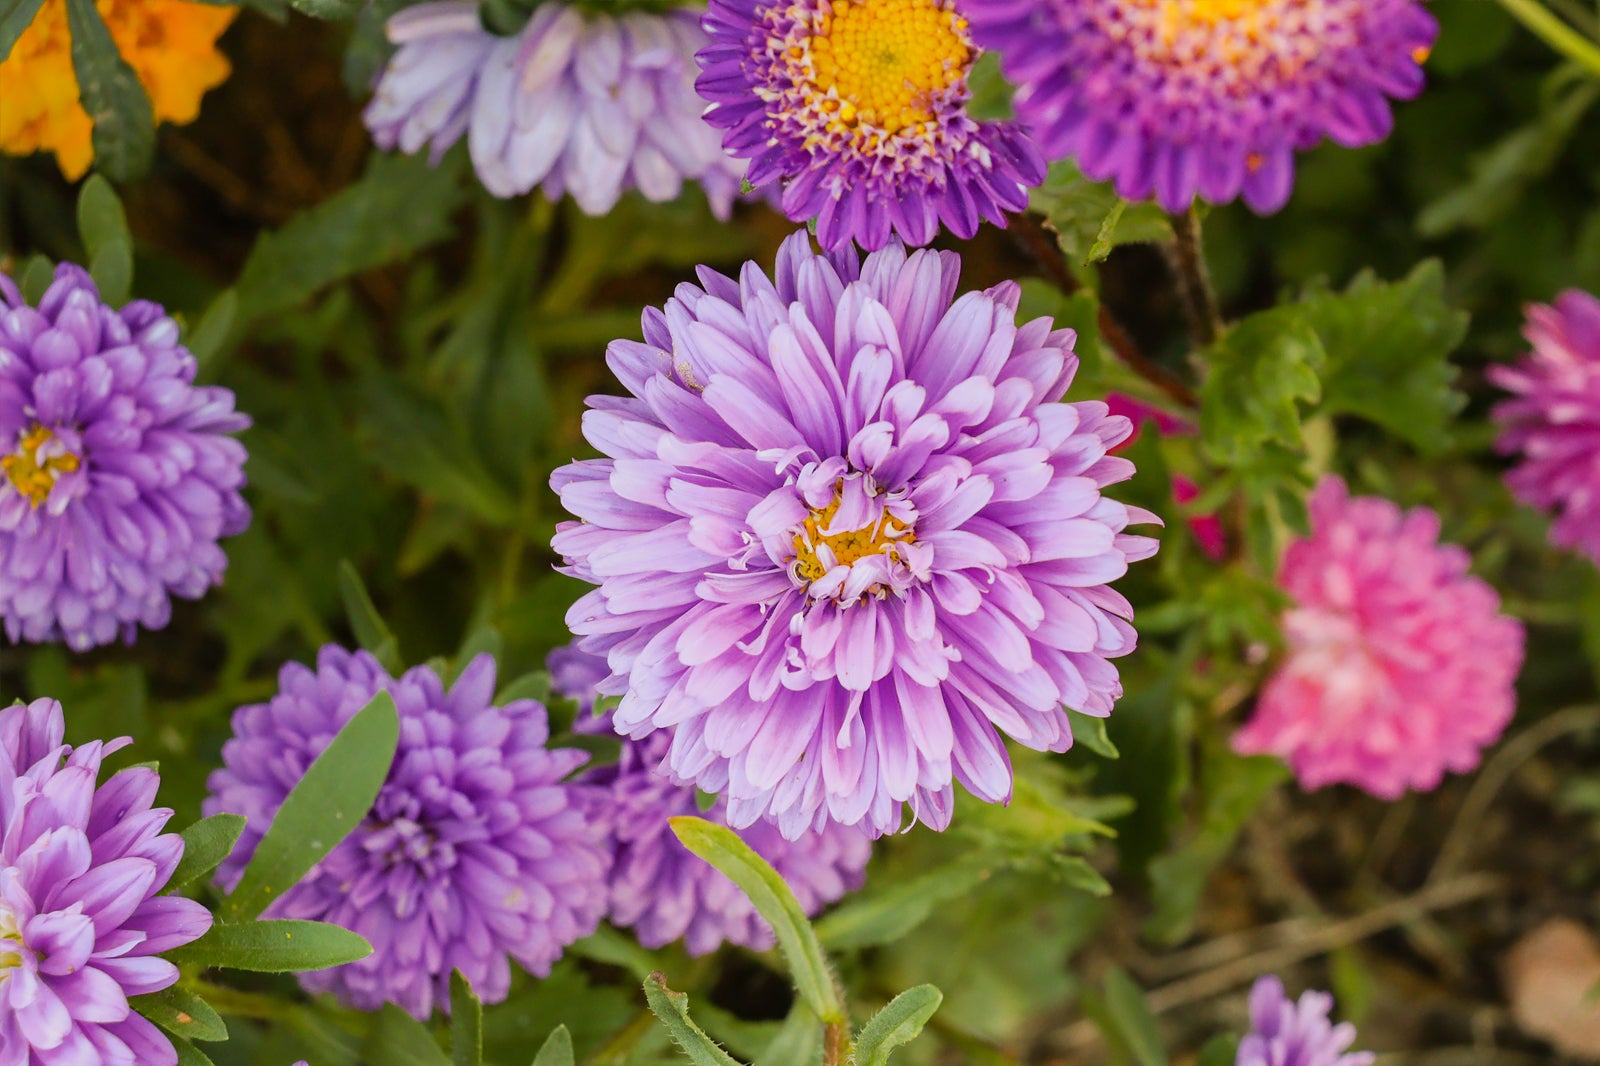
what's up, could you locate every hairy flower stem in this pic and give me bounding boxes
[823,1019,851,1066]
[1166,206,1224,350]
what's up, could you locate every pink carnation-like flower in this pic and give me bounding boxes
[1103,393,1225,561]
[1490,289,1600,567]
[1233,477,1524,799]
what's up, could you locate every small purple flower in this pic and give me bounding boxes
[696,0,1046,250]
[1237,976,1374,1066]
[0,265,250,650]
[552,645,870,955]
[366,0,749,217]
[1490,289,1600,568]
[552,232,1158,840]
[0,698,213,1065]
[963,0,1436,213]
[204,646,611,1019]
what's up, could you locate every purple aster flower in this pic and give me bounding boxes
[963,0,1436,213]
[1237,976,1375,1066]
[552,232,1158,840]
[1490,289,1600,568]
[0,698,213,1065]
[366,0,750,217]
[696,0,1046,251]
[0,265,250,650]
[550,645,870,954]
[204,646,611,1019]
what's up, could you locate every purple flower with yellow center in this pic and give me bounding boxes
[696,0,1046,250]
[552,232,1158,840]
[0,698,213,1065]
[1238,976,1374,1066]
[0,265,250,650]
[204,646,611,1019]
[963,0,1436,213]
[551,644,871,954]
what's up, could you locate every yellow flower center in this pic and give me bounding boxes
[0,905,22,980]
[809,0,971,135]
[2,424,80,508]
[792,483,915,584]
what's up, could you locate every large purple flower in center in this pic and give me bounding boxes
[553,232,1158,839]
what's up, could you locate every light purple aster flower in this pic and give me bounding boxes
[0,698,213,1065]
[1490,289,1600,568]
[963,0,1436,213]
[1237,976,1375,1066]
[552,232,1159,840]
[365,0,750,217]
[203,646,611,1019]
[695,0,1046,251]
[0,265,250,650]
[550,644,870,955]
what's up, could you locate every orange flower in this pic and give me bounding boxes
[0,0,237,179]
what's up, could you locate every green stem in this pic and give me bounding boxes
[188,981,295,1022]
[1496,0,1600,77]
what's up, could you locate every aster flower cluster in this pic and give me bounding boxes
[964,0,1436,212]
[1238,976,1375,1066]
[0,0,236,179]
[366,0,748,217]
[553,231,1158,840]
[697,0,1045,249]
[552,645,871,955]
[1491,289,1600,568]
[204,646,611,1019]
[1233,477,1525,799]
[1,265,251,650]
[0,698,213,1065]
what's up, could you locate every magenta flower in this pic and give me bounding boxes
[1238,976,1374,1066]
[695,0,1045,250]
[0,698,213,1065]
[963,0,1435,213]
[366,0,749,217]
[552,645,870,955]
[552,232,1158,840]
[204,647,610,1019]
[1104,393,1225,561]
[1490,289,1600,568]
[0,265,251,649]
[1233,477,1524,799]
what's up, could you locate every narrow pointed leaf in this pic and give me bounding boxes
[366,1005,451,1066]
[853,986,942,1066]
[133,986,228,1043]
[531,1025,575,1066]
[167,918,372,972]
[338,561,403,673]
[64,0,154,180]
[451,971,482,1066]
[644,973,745,1066]
[0,0,45,61]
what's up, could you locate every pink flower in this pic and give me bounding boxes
[1104,394,1226,561]
[1233,477,1524,799]
[1490,289,1600,567]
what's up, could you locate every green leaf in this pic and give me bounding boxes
[754,1004,821,1066]
[669,817,844,1024]
[338,561,403,674]
[167,918,372,973]
[1299,261,1468,454]
[1030,161,1174,267]
[695,789,719,813]
[19,255,54,304]
[132,986,228,1043]
[365,1005,451,1066]
[221,691,400,922]
[1084,968,1167,1066]
[1199,307,1325,465]
[531,1026,575,1066]
[815,862,988,950]
[88,239,133,308]
[76,175,131,261]
[165,813,246,895]
[643,973,745,1066]
[64,0,154,180]
[1070,715,1119,760]
[853,985,943,1066]
[0,0,45,62]
[1196,1034,1240,1066]
[173,1038,217,1066]
[188,289,239,372]
[288,0,361,15]
[234,151,466,326]
[451,971,483,1066]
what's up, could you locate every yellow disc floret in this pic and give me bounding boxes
[792,482,915,584]
[2,424,80,508]
[808,0,970,135]
[0,0,237,179]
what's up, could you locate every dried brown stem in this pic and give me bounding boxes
[1165,207,1224,349]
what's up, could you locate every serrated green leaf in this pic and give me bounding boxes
[221,691,400,922]
[854,985,942,1066]
[670,818,844,1024]
[816,862,988,950]
[64,0,154,180]
[338,561,403,673]
[643,973,745,1066]
[1199,307,1325,465]
[0,0,45,62]
[1030,161,1174,267]
[452,971,483,1066]
[366,1005,451,1066]
[165,813,246,895]
[531,1026,575,1066]
[132,986,228,1043]
[167,918,372,972]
